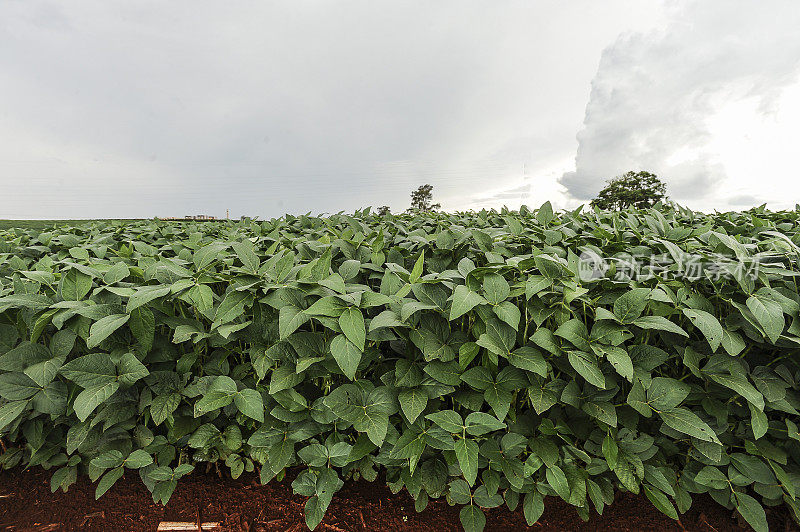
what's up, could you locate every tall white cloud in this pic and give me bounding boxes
[560,1,800,208]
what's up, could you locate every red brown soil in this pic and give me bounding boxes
[0,467,796,532]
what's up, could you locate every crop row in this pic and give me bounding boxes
[1,204,799,531]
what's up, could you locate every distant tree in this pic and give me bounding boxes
[591,171,667,210]
[410,184,441,212]
[376,205,391,216]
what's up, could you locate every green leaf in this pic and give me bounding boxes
[61,353,117,388]
[129,306,155,353]
[613,453,640,493]
[24,356,66,388]
[682,309,723,352]
[0,400,27,431]
[50,329,77,358]
[734,491,768,532]
[278,305,309,340]
[593,344,633,382]
[339,307,366,351]
[449,285,487,320]
[493,301,521,330]
[476,320,516,357]
[30,309,57,343]
[61,269,93,301]
[368,309,405,331]
[643,485,678,520]
[193,242,228,270]
[720,328,746,356]
[525,275,551,299]
[74,382,120,422]
[459,505,486,532]
[614,288,650,323]
[151,479,178,505]
[506,346,547,377]
[126,285,170,313]
[232,240,260,271]
[536,200,554,225]
[410,251,425,283]
[50,466,77,493]
[632,315,688,337]
[194,376,237,417]
[103,262,130,285]
[464,412,506,436]
[730,453,775,485]
[449,478,472,504]
[188,424,222,449]
[555,319,590,351]
[234,388,264,422]
[95,467,124,499]
[426,410,464,433]
[647,377,690,410]
[708,372,764,411]
[523,491,544,525]
[747,294,784,343]
[567,351,605,388]
[749,402,768,439]
[658,407,720,443]
[771,462,795,500]
[693,466,728,490]
[86,314,130,349]
[602,433,618,469]
[214,290,250,326]
[304,296,347,318]
[330,334,362,380]
[268,364,302,393]
[187,284,214,312]
[398,387,427,424]
[390,428,426,468]
[454,437,479,485]
[124,449,154,469]
[546,465,570,501]
[460,366,493,390]
[528,384,557,415]
[482,273,510,305]
[117,352,149,386]
[304,495,326,530]
[356,408,389,447]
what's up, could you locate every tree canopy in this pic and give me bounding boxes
[410,184,441,212]
[591,171,667,210]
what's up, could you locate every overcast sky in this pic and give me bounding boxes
[2,1,799,219]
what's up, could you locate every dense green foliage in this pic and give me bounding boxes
[591,171,667,210]
[1,204,800,531]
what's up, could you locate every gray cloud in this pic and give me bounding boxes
[727,194,762,206]
[0,1,661,219]
[560,1,800,206]
[473,183,531,205]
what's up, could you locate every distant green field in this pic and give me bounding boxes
[0,220,94,230]
[0,220,144,230]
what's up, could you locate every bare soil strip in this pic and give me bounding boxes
[1,468,796,531]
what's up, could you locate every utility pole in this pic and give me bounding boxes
[226,209,229,220]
